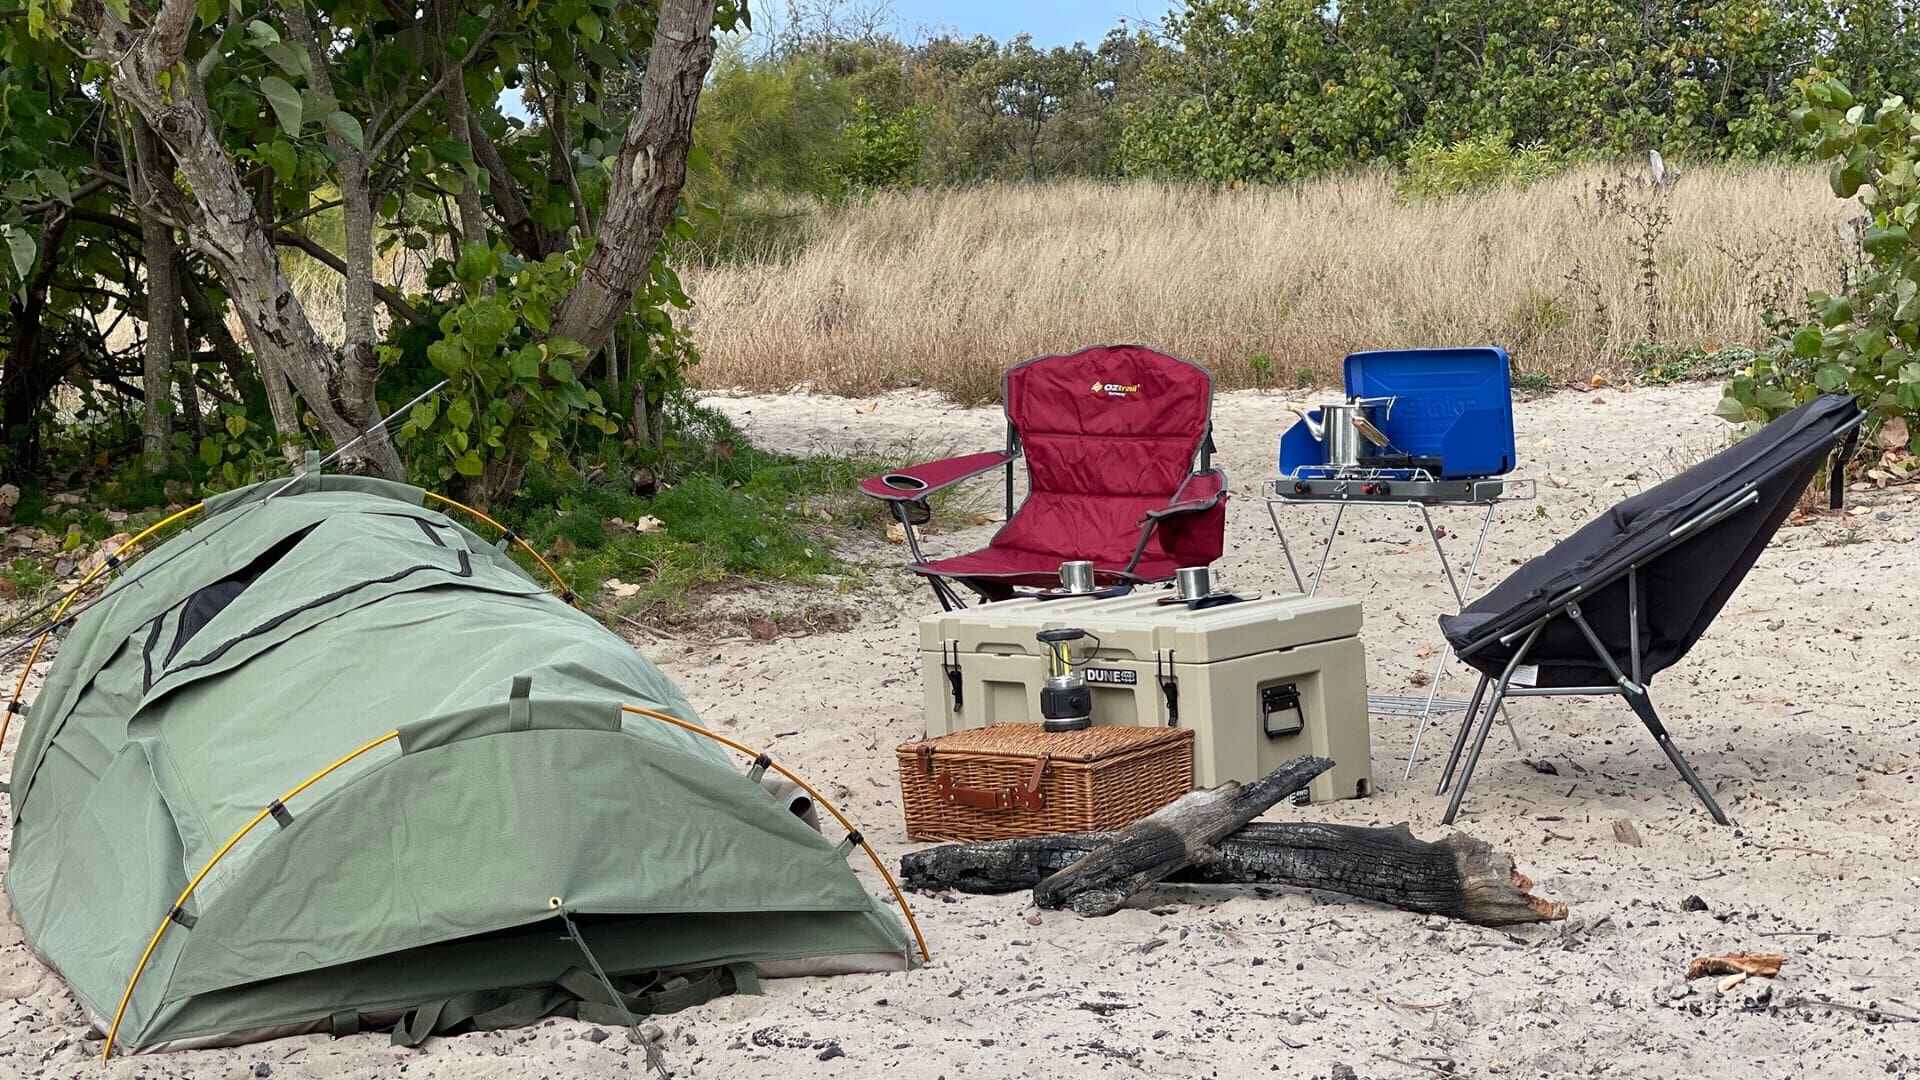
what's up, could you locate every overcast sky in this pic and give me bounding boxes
[883,0,1174,45]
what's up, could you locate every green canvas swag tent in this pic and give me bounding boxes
[4,473,913,1054]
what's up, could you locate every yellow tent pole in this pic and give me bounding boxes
[100,729,400,1060]
[619,704,932,964]
[419,492,573,602]
[0,502,204,758]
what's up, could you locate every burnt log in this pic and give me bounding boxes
[903,821,1567,927]
[1031,756,1333,917]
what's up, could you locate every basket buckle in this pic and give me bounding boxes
[934,753,1048,812]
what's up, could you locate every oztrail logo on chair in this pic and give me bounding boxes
[1090,380,1141,398]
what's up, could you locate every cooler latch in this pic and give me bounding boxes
[942,641,963,713]
[1155,650,1179,727]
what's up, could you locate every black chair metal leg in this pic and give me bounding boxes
[1624,690,1731,825]
[1441,625,1540,825]
[1441,680,1508,825]
[1436,673,1491,796]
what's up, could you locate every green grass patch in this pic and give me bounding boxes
[1628,342,1757,386]
[496,403,893,617]
[2,557,53,598]
[93,461,182,512]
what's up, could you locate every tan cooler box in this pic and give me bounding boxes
[920,592,1371,803]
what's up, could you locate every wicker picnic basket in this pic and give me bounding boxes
[896,724,1194,843]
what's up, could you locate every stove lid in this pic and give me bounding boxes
[1343,347,1516,479]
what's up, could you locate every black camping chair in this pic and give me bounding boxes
[1433,394,1866,825]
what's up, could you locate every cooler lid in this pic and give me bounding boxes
[919,592,1361,664]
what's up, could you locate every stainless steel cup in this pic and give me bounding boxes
[1059,560,1096,593]
[1175,566,1212,600]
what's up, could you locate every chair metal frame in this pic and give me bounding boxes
[884,422,1020,612]
[1435,405,1866,825]
[886,420,1221,612]
[1433,482,1771,825]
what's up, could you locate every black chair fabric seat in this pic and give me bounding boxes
[1429,393,1865,826]
[1441,393,1864,686]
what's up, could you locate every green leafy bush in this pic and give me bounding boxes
[1398,133,1562,198]
[833,100,923,193]
[1631,343,1758,386]
[1719,78,1920,451]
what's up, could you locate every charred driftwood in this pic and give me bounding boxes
[903,822,1567,927]
[1030,756,1333,916]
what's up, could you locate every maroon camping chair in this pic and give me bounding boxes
[859,345,1229,610]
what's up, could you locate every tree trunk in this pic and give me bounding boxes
[171,300,203,439]
[435,0,489,256]
[1033,757,1332,916]
[630,377,651,446]
[281,0,395,475]
[89,0,400,478]
[470,116,556,259]
[135,119,179,471]
[1,215,70,477]
[179,263,269,417]
[548,0,718,358]
[899,822,1568,928]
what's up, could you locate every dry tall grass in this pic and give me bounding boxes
[683,165,1859,401]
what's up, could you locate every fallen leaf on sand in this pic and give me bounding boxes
[1412,646,1434,659]
[605,579,642,599]
[747,616,778,641]
[1876,416,1908,450]
[968,512,999,526]
[1612,819,1643,847]
[886,522,907,544]
[1589,373,1610,388]
[857,401,880,414]
[1688,954,1783,980]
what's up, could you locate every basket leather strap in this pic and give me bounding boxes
[935,754,1048,812]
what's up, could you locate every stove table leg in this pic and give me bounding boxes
[1265,499,1307,595]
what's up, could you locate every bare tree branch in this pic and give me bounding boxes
[367,17,500,161]
[267,198,345,231]
[22,176,112,215]
[269,229,427,327]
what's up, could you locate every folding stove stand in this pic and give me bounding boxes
[1263,469,1536,779]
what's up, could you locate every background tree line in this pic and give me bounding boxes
[692,0,1920,200]
[2,0,1917,507]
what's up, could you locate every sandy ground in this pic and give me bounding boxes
[3,384,1918,1079]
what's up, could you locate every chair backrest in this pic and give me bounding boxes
[1450,393,1862,684]
[992,345,1212,564]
